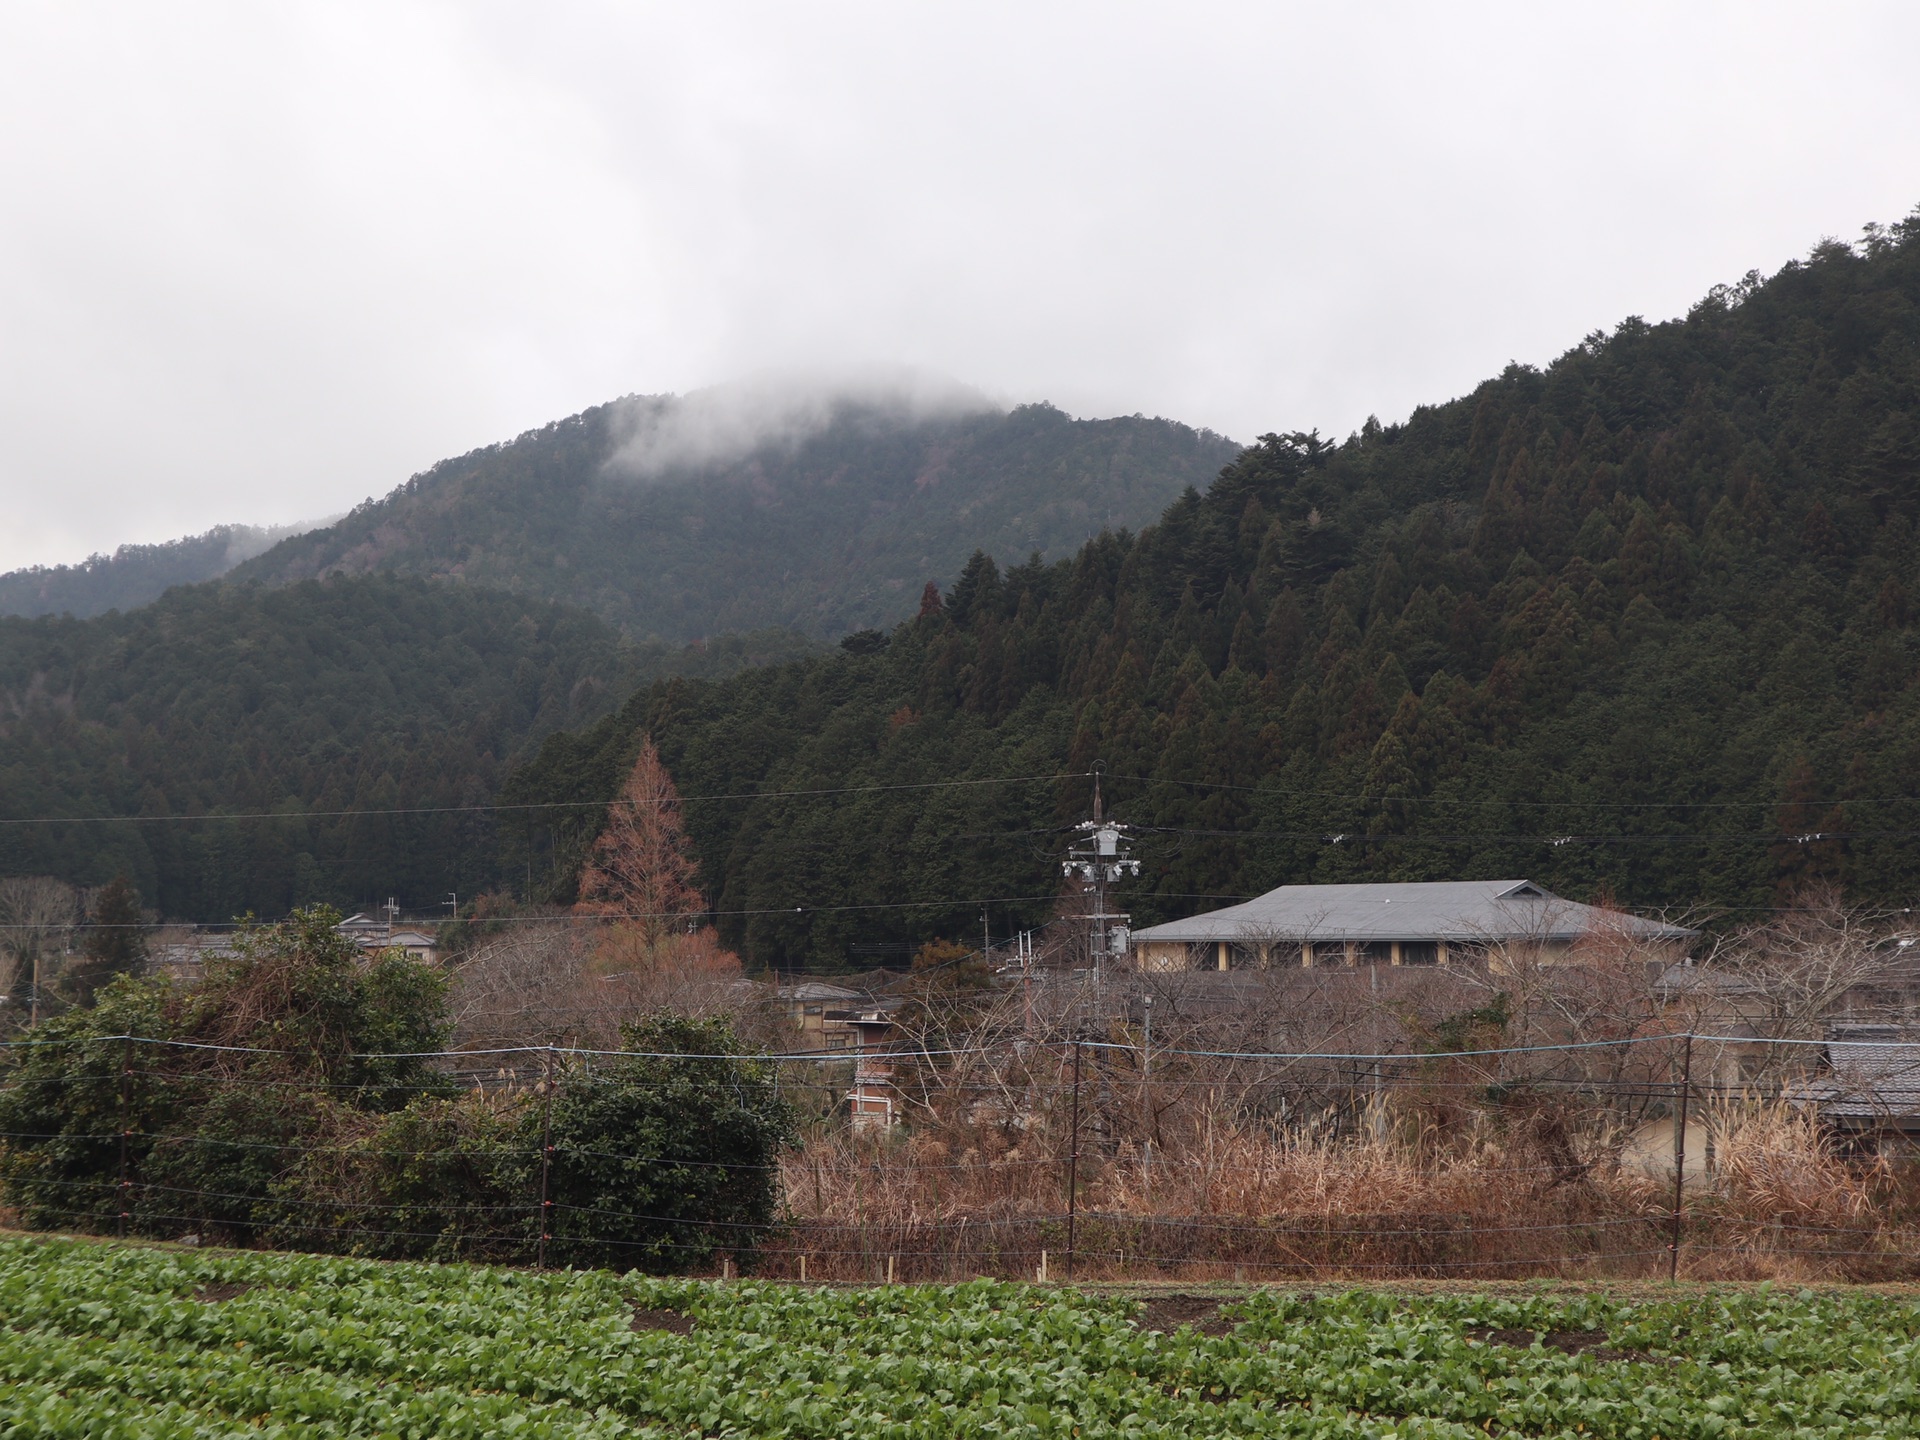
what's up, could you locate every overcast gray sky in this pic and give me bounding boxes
[1,1,1916,571]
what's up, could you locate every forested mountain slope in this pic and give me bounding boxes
[509,218,1920,970]
[0,522,323,620]
[0,576,810,918]
[231,393,1238,642]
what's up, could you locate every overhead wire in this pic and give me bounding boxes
[0,770,1095,827]
[7,1029,1911,1280]
[0,1027,1897,1065]
[4,763,1904,827]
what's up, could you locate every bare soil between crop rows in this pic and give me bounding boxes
[1134,1294,1237,1336]
[631,1306,695,1335]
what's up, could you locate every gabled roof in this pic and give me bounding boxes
[1651,961,1769,997]
[780,982,867,1003]
[1789,1027,1920,1122]
[1130,880,1694,945]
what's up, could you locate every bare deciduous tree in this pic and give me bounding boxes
[450,917,758,1052]
[1649,891,1920,1094]
[1715,891,1915,1038]
[0,876,80,1025]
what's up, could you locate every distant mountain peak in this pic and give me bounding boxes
[0,517,340,620]
[219,388,1235,643]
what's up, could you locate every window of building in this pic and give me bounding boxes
[1399,942,1439,966]
[1354,941,1393,965]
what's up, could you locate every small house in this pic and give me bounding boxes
[334,914,438,964]
[777,980,903,1126]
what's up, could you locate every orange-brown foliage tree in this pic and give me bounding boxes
[578,737,705,936]
[576,738,731,979]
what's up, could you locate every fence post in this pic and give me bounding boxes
[116,1037,131,1239]
[537,1047,555,1270]
[1065,1039,1082,1282]
[1141,995,1153,1207]
[1668,1032,1694,1283]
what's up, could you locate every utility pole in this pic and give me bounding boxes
[1668,1032,1694,1283]
[1021,931,1033,1033]
[537,1047,556,1270]
[1065,1038,1082,1281]
[1098,768,1113,983]
[1061,763,1140,995]
[116,1036,131,1239]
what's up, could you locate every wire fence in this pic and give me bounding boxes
[2,1031,1918,1284]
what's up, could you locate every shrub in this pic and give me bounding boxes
[0,907,451,1242]
[274,1094,529,1262]
[538,1012,797,1271]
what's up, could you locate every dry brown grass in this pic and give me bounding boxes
[760,1091,1920,1284]
[1706,1100,1877,1225]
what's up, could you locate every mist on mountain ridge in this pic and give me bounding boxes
[226,380,1238,643]
[602,370,1000,481]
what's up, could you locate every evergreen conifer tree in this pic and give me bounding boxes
[69,875,145,1006]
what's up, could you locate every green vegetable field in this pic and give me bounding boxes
[3,1237,1919,1437]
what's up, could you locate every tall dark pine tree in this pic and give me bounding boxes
[69,876,146,1006]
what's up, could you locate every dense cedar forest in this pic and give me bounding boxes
[0,522,317,620]
[6,218,1919,949]
[508,218,1920,970]
[0,576,811,918]
[228,397,1238,642]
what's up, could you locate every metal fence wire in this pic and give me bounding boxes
[1,1031,1917,1284]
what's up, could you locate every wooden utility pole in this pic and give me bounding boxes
[1065,1039,1082,1281]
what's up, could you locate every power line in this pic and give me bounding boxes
[0,892,1255,933]
[8,763,1916,829]
[1107,770,1914,812]
[1138,825,1920,845]
[0,1028,1869,1064]
[0,770,1090,827]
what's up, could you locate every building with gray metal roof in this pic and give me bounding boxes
[1786,1025,1920,1153]
[1129,879,1695,971]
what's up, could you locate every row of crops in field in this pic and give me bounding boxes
[3,1235,1919,1436]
